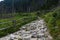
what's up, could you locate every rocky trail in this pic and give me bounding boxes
[0,19,52,40]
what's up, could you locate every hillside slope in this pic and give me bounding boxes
[43,7,60,40]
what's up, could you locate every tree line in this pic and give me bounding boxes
[0,0,59,13]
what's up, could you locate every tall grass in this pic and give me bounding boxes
[0,12,37,37]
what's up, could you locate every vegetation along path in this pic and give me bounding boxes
[0,19,53,40]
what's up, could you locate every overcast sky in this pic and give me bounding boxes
[0,0,4,2]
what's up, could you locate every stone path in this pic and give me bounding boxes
[0,19,52,40]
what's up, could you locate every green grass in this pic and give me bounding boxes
[0,12,37,28]
[42,7,60,40]
[0,12,37,37]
